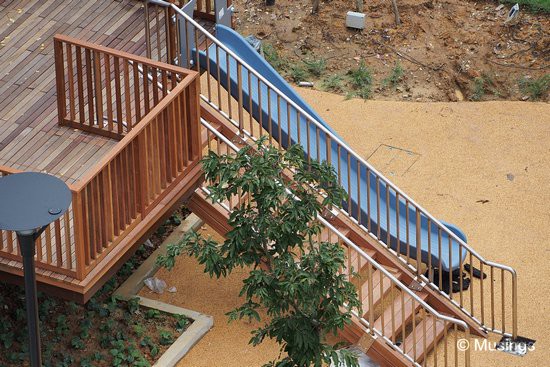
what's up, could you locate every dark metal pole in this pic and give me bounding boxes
[17,232,42,367]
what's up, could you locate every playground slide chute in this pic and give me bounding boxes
[198,25,467,272]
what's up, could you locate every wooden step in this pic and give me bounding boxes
[322,226,379,281]
[402,314,447,363]
[360,267,401,319]
[373,291,428,339]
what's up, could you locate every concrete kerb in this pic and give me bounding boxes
[114,213,211,367]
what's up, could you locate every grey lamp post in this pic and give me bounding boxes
[0,172,71,367]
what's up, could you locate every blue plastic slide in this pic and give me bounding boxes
[197,25,467,272]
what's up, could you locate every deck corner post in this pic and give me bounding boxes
[72,190,88,280]
[53,38,66,126]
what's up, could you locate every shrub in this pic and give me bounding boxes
[382,61,404,89]
[304,58,327,77]
[519,74,550,100]
[322,74,345,92]
[158,138,360,367]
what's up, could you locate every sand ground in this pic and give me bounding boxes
[141,90,549,367]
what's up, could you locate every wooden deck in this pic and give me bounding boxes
[0,0,212,301]
[0,0,157,184]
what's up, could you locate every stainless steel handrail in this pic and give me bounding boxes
[148,0,517,339]
[201,118,471,366]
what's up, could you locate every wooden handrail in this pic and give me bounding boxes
[54,34,189,75]
[0,37,201,281]
[54,34,196,140]
[60,38,202,278]
[73,75,197,191]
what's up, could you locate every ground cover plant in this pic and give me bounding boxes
[236,0,549,101]
[502,0,550,13]
[0,209,190,367]
[158,138,361,367]
[519,74,550,100]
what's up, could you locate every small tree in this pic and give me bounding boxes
[158,138,360,367]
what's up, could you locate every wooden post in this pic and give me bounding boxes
[167,0,178,65]
[72,190,88,280]
[53,39,66,125]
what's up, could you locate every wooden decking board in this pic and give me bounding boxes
[0,0,152,183]
[0,0,212,299]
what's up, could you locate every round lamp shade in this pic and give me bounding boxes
[0,172,71,232]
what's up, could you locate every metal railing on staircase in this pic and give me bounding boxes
[200,118,471,367]
[145,0,518,341]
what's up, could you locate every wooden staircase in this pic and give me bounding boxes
[194,105,482,367]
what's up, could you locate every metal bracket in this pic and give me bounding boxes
[496,336,536,356]
[408,280,423,292]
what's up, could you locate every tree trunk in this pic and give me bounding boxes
[266,0,275,5]
[312,0,320,13]
[356,0,364,12]
[391,0,401,25]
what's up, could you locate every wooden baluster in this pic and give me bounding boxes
[143,64,150,115]
[6,231,13,254]
[128,142,137,219]
[66,44,75,122]
[54,220,63,267]
[74,46,85,125]
[111,158,120,236]
[85,185,96,260]
[91,51,104,128]
[123,61,132,130]
[64,212,73,270]
[113,56,123,135]
[54,39,66,124]
[138,132,149,218]
[104,53,114,132]
[133,62,142,123]
[45,226,52,265]
[85,48,94,126]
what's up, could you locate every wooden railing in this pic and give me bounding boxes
[144,0,233,65]
[54,35,189,140]
[0,167,79,279]
[71,72,200,278]
[0,37,201,281]
[157,0,229,21]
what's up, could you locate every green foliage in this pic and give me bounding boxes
[170,213,182,225]
[348,62,373,99]
[109,340,150,367]
[470,77,486,101]
[141,336,159,358]
[55,315,69,337]
[158,139,360,367]
[263,43,287,72]
[175,315,190,332]
[502,0,549,13]
[145,309,161,320]
[80,357,93,367]
[70,336,85,350]
[127,297,141,314]
[0,239,188,367]
[290,65,308,83]
[519,74,550,100]
[349,62,373,89]
[469,73,502,101]
[158,330,175,346]
[303,58,327,77]
[382,61,404,89]
[322,74,345,93]
[133,324,145,338]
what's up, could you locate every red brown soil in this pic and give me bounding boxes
[233,0,549,101]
